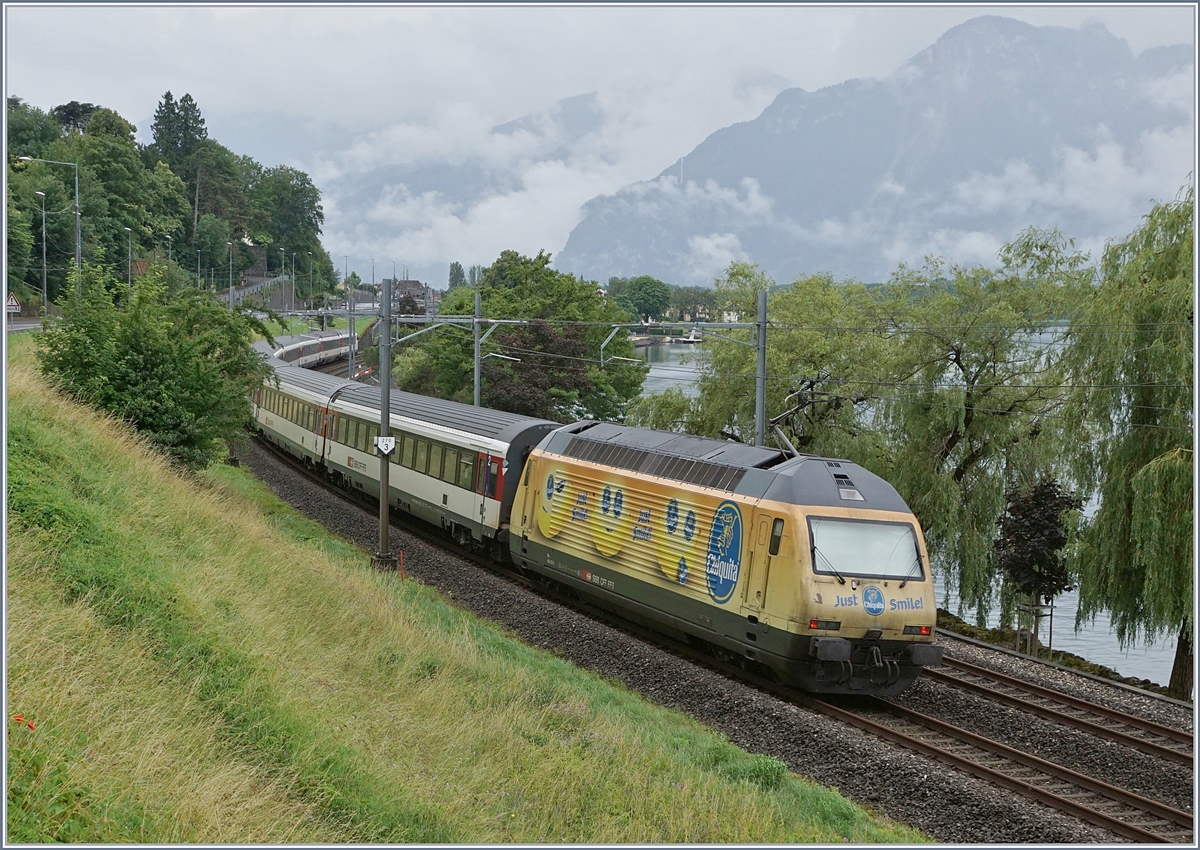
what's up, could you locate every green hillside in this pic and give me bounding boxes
[5,335,924,843]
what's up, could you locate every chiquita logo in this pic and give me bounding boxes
[705,500,743,604]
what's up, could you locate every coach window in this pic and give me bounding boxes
[429,444,443,480]
[415,440,428,474]
[442,448,458,483]
[402,434,415,468]
[357,422,371,453]
[458,455,474,489]
[366,424,379,452]
[486,458,499,499]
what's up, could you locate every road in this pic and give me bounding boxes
[5,316,42,334]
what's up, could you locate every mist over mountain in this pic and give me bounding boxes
[554,16,1193,286]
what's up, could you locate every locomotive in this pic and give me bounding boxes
[253,334,942,696]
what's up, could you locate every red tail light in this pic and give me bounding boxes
[903,625,932,636]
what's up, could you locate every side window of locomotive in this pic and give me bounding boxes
[402,434,415,468]
[415,440,428,474]
[769,518,785,556]
[458,455,474,489]
[442,448,458,483]
[429,444,443,480]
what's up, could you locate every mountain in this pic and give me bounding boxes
[554,17,1194,286]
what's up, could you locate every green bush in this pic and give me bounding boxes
[37,260,273,469]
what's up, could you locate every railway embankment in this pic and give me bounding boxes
[4,338,923,844]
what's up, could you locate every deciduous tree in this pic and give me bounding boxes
[1062,184,1194,699]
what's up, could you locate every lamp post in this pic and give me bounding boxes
[165,234,172,263]
[307,251,313,311]
[227,241,234,310]
[35,191,46,315]
[124,227,132,291]
[18,156,80,283]
[292,252,297,313]
[345,255,355,378]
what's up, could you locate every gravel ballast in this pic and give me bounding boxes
[233,438,1192,843]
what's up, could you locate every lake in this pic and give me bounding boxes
[636,342,1181,688]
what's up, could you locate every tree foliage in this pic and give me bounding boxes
[393,250,644,422]
[994,477,1081,602]
[609,275,671,320]
[448,261,466,289]
[6,97,62,164]
[8,91,336,302]
[50,101,98,134]
[1061,184,1193,697]
[36,260,274,469]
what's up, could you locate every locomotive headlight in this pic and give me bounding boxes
[903,625,933,636]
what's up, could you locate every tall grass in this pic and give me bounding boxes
[6,337,925,843]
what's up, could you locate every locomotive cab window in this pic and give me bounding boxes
[768,518,785,556]
[807,516,923,582]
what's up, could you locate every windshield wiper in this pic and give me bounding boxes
[899,549,924,589]
[812,544,846,585]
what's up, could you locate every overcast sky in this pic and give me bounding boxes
[5,3,1196,282]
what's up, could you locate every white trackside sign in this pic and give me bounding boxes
[375,436,396,456]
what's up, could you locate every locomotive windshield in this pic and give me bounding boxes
[807,516,923,582]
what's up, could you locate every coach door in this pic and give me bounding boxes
[474,452,501,535]
[743,512,785,612]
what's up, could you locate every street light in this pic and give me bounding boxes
[292,251,297,313]
[345,255,354,378]
[18,156,80,283]
[307,251,313,311]
[35,191,46,315]
[165,234,172,263]
[123,226,132,290]
[227,241,234,310]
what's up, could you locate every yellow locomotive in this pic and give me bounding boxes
[510,421,942,695]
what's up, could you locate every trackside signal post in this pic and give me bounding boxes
[372,273,398,573]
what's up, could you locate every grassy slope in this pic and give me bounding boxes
[5,335,924,843]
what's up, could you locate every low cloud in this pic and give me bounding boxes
[945,125,1192,228]
[686,233,747,282]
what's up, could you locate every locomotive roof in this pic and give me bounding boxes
[540,421,911,512]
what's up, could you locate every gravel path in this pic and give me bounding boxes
[232,439,1194,843]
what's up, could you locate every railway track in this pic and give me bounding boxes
[926,657,1194,765]
[803,695,1193,844]
[249,433,1193,843]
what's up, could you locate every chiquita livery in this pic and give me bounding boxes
[255,334,943,696]
[511,422,942,695]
